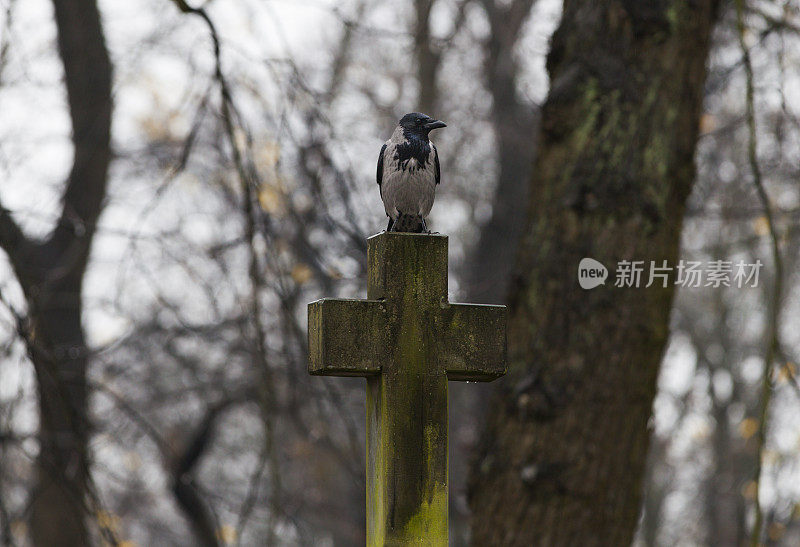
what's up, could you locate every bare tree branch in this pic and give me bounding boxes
[735,2,784,545]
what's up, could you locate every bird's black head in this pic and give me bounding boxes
[398,112,446,137]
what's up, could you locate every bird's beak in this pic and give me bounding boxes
[424,119,446,131]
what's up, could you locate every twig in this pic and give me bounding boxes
[169,2,282,543]
[735,2,784,546]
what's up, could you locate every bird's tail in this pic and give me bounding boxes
[390,213,426,233]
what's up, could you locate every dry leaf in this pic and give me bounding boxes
[291,263,313,285]
[738,417,758,439]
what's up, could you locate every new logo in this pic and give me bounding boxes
[578,258,608,290]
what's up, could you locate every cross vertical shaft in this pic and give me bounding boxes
[308,233,506,545]
[366,234,449,545]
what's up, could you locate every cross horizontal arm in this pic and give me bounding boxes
[439,303,507,381]
[308,298,387,377]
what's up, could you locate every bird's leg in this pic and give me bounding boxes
[421,217,429,234]
[386,217,394,232]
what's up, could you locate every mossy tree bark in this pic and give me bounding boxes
[468,1,720,545]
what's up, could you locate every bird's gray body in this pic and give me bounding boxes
[379,126,438,220]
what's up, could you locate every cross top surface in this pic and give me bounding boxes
[308,232,506,545]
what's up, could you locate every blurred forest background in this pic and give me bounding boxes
[0,0,799,545]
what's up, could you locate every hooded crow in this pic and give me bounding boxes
[377,112,446,233]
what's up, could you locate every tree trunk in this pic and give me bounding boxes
[468,1,719,544]
[0,0,112,544]
[28,279,91,547]
[465,0,538,304]
[413,0,440,114]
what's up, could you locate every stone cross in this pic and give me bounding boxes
[308,232,506,545]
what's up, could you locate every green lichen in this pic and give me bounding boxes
[556,78,603,190]
[398,487,448,545]
[573,79,602,151]
[666,1,684,33]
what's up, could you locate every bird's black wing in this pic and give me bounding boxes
[433,144,441,185]
[377,143,387,189]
